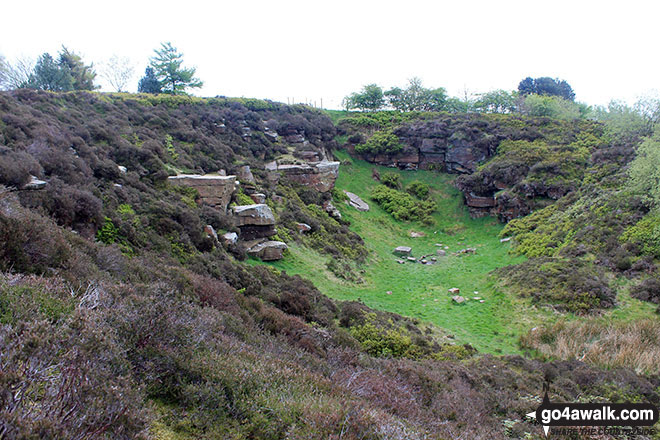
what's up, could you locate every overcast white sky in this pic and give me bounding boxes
[1,0,658,109]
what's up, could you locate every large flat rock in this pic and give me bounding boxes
[266,160,340,192]
[168,174,236,212]
[247,240,288,261]
[465,192,496,208]
[24,175,47,190]
[236,165,256,184]
[233,204,275,226]
[343,191,369,212]
[394,246,412,256]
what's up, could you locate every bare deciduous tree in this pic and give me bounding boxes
[0,54,7,89]
[100,55,135,92]
[0,55,34,90]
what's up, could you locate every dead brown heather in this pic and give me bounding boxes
[520,318,660,375]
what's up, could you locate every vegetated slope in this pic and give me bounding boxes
[260,150,657,357]
[258,150,531,354]
[493,123,660,370]
[0,91,658,439]
[333,109,660,373]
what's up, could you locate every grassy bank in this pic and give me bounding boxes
[248,150,657,354]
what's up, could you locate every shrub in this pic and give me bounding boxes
[326,258,361,282]
[0,149,42,187]
[233,189,254,206]
[406,180,430,199]
[627,131,660,208]
[350,321,416,358]
[621,214,660,257]
[497,257,615,313]
[0,275,75,324]
[0,310,149,439]
[96,216,119,244]
[347,133,363,144]
[370,185,436,222]
[0,211,71,274]
[380,171,402,189]
[520,94,583,120]
[331,188,348,203]
[432,344,475,361]
[354,129,402,155]
[277,183,368,262]
[24,180,105,230]
[630,277,660,304]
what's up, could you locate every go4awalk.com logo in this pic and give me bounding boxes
[526,385,659,437]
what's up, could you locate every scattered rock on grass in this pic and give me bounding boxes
[452,295,466,304]
[343,190,370,211]
[448,287,460,294]
[394,246,412,256]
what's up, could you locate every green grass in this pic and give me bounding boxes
[322,109,351,124]
[247,150,658,355]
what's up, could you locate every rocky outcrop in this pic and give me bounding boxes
[462,192,498,218]
[351,115,512,173]
[221,232,238,246]
[24,175,47,190]
[266,160,339,192]
[250,193,266,204]
[168,174,237,213]
[246,240,288,261]
[322,201,341,219]
[464,193,496,209]
[233,203,277,240]
[296,223,311,233]
[460,190,534,221]
[365,147,420,170]
[236,165,256,184]
[343,191,369,212]
[233,204,275,226]
[204,225,218,241]
[277,127,328,162]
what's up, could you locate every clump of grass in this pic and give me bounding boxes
[520,318,660,375]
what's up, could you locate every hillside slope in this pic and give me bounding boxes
[0,91,658,439]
